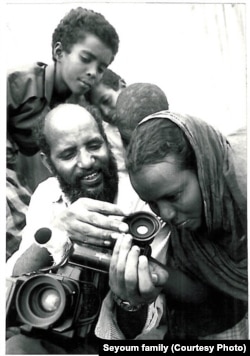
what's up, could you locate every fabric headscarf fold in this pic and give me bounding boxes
[137,111,247,301]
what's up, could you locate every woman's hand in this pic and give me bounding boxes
[109,234,169,307]
[52,197,129,247]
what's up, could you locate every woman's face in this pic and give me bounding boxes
[130,154,204,232]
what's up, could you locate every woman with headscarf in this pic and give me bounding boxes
[95,110,247,340]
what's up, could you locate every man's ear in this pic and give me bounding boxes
[40,152,53,174]
[53,42,63,61]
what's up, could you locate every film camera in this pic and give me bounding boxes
[69,211,162,273]
[6,259,101,339]
[6,211,161,339]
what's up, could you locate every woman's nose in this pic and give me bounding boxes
[159,202,176,222]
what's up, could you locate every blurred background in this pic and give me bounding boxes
[5,1,247,135]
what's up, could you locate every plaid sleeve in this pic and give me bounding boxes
[6,169,31,260]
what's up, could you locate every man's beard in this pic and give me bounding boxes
[48,151,119,204]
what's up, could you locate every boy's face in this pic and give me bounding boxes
[55,34,114,96]
[90,83,124,125]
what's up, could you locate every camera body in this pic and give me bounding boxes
[69,211,162,273]
[6,211,161,339]
[6,263,101,339]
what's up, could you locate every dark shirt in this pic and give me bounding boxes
[7,62,55,161]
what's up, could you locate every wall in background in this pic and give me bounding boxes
[5,1,247,135]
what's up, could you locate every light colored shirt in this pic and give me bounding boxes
[103,122,127,179]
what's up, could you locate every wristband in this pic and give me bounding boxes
[112,293,144,312]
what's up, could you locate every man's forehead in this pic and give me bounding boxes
[45,105,97,132]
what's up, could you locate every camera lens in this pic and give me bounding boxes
[16,274,79,328]
[123,211,161,245]
[40,289,61,312]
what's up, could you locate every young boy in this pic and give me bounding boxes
[6,7,119,258]
[87,69,127,178]
[115,82,169,147]
[88,68,126,125]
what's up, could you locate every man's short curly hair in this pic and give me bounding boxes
[52,7,119,61]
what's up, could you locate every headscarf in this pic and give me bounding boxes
[136,111,247,301]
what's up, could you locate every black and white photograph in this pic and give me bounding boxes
[3,0,248,354]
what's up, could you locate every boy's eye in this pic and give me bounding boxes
[80,56,90,63]
[102,97,111,105]
[98,66,105,74]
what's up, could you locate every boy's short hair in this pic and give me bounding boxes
[99,69,126,91]
[52,7,119,61]
[116,83,169,146]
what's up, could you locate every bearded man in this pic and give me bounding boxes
[7,103,147,274]
[6,103,150,354]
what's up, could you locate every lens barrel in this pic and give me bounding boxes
[15,274,80,329]
[123,211,161,246]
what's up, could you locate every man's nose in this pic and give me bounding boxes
[77,149,94,169]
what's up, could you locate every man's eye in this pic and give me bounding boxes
[60,151,75,160]
[88,143,102,151]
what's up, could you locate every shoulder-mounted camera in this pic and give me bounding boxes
[6,211,161,340]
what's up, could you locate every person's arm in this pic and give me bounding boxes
[108,235,211,338]
[51,197,129,247]
[12,243,53,276]
[8,175,131,275]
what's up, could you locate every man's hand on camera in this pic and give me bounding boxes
[109,234,169,308]
[52,198,129,247]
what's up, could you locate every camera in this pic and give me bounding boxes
[69,211,162,273]
[6,211,161,339]
[6,260,101,339]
